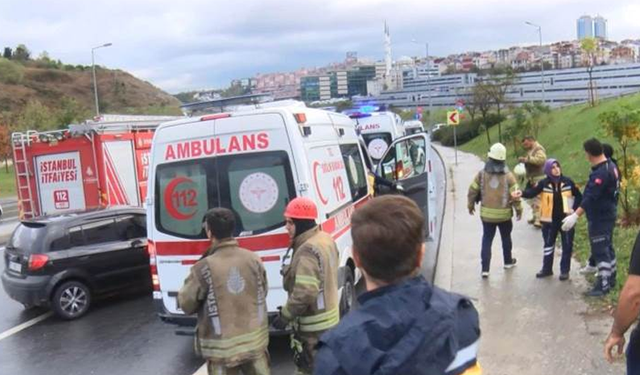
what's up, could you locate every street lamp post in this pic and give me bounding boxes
[412,39,432,132]
[525,22,545,104]
[91,43,113,118]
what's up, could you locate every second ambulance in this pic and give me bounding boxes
[147,105,372,326]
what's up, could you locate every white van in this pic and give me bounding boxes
[403,120,424,135]
[147,106,371,326]
[349,111,405,163]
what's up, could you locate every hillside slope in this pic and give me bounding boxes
[0,62,182,118]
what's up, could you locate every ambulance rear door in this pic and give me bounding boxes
[153,112,297,315]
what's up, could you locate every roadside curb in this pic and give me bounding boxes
[429,145,447,284]
[433,144,458,290]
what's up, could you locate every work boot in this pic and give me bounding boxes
[559,273,570,281]
[611,271,618,289]
[504,258,518,269]
[533,221,542,229]
[579,265,597,275]
[585,277,610,297]
[536,270,553,278]
[527,218,535,225]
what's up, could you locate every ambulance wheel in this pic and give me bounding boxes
[52,281,91,320]
[340,270,355,317]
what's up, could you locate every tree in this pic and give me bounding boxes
[485,69,515,143]
[598,106,640,223]
[0,58,25,84]
[3,47,12,59]
[0,125,11,172]
[521,102,550,138]
[56,97,89,127]
[473,82,494,145]
[17,100,56,131]
[581,38,599,107]
[12,44,31,61]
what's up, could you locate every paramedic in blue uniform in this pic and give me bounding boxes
[562,138,620,296]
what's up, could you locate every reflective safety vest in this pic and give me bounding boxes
[468,168,522,223]
[281,227,340,333]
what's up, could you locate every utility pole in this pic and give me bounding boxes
[525,22,545,104]
[91,43,113,118]
[412,40,432,132]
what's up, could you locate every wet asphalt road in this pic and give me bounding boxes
[0,148,446,375]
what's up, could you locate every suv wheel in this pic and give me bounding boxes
[52,281,91,320]
[339,269,355,317]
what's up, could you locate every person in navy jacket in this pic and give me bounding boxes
[314,196,481,375]
[562,138,620,296]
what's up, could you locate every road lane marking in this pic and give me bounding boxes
[192,363,207,375]
[0,312,53,341]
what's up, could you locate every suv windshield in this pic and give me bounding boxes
[9,223,48,254]
[155,151,296,239]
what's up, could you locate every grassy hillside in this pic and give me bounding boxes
[459,93,640,301]
[0,59,182,123]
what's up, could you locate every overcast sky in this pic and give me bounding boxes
[1,0,638,93]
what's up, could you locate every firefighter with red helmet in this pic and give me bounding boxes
[272,197,340,375]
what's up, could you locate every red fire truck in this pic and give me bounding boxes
[12,116,181,219]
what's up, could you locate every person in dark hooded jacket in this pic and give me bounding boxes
[314,195,481,375]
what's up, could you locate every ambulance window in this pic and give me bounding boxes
[217,151,295,235]
[156,162,213,239]
[340,144,368,202]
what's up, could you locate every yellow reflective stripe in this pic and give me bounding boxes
[480,206,512,220]
[470,181,480,190]
[199,327,269,357]
[509,184,519,192]
[298,308,340,332]
[295,275,320,288]
[460,363,482,375]
[200,326,268,349]
[299,307,339,324]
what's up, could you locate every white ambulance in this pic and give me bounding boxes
[147,105,374,326]
[403,120,425,135]
[349,111,405,163]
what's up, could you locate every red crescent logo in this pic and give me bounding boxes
[313,161,329,205]
[164,177,197,220]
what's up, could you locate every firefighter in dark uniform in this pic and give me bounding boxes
[562,138,620,296]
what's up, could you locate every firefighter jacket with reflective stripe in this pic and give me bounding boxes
[522,176,582,223]
[468,163,522,223]
[524,142,547,179]
[178,239,269,366]
[314,276,481,375]
[281,227,340,333]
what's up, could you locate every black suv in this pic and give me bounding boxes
[1,207,149,320]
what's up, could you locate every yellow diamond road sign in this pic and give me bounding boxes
[447,110,460,126]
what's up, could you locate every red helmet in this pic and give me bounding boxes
[284,197,318,220]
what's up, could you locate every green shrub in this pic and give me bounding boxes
[0,58,25,84]
[435,121,482,146]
